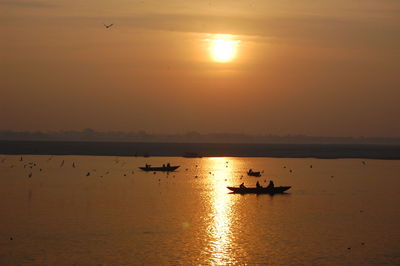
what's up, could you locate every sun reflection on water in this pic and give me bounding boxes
[205,157,239,264]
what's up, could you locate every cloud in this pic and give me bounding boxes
[103,13,400,50]
[0,0,57,8]
[1,10,399,51]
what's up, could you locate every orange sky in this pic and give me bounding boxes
[1,0,399,137]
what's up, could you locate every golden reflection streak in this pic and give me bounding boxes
[205,157,238,264]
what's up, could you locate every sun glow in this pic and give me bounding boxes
[209,35,239,63]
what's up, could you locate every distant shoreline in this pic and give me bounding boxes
[1,140,400,160]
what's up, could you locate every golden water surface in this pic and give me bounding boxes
[0,155,399,265]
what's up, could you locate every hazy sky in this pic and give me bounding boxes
[1,0,399,137]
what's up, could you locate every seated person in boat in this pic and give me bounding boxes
[240,182,246,189]
[266,180,274,189]
[256,181,262,188]
[145,164,150,168]
[248,169,253,174]
[162,164,165,168]
[167,163,170,167]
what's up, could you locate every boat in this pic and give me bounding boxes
[183,152,203,158]
[227,186,291,194]
[247,169,261,177]
[139,165,180,172]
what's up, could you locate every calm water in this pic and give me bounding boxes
[0,155,399,265]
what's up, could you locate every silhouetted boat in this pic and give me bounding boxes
[183,152,202,158]
[227,186,291,194]
[247,169,261,177]
[139,165,180,172]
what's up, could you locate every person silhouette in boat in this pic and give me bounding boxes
[256,181,262,188]
[240,182,246,189]
[266,180,274,189]
[248,169,253,174]
[167,163,170,167]
[162,164,165,168]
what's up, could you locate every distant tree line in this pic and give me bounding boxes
[0,129,399,145]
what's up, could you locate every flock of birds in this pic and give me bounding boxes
[1,156,139,179]
[1,155,368,184]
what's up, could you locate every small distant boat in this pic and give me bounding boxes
[139,165,180,172]
[227,186,291,194]
[183,152,202,158]
[247,169,261,177]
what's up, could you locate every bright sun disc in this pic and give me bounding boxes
[209,35,239,63]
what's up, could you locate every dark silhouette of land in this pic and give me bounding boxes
[1,129,400,145]
[1,140,400,159]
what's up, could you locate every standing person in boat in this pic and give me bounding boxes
[266,180,274,189]
[256,181,262,188]
[167,163,170,167]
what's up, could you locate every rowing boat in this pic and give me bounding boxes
[227,186,291,194]
[139,165,180,172]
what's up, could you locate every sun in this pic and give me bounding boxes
[209,35,239,63]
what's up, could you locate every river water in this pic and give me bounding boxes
[0,155,399,265]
